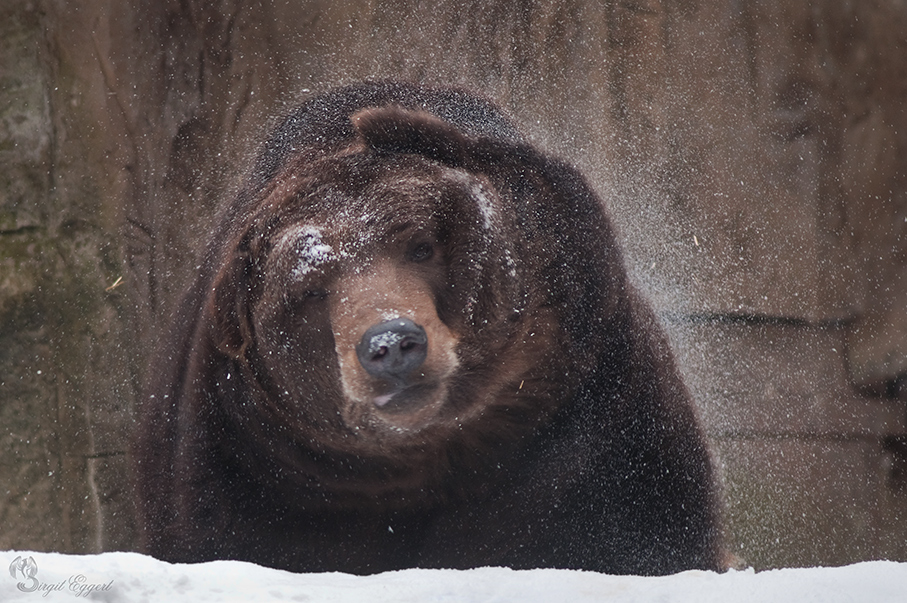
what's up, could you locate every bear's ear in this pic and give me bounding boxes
[351,106,469,165]
[208,245,257,359]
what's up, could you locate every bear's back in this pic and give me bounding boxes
[247,81,524,197]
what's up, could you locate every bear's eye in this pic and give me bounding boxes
[303,289,329,301]
[408,242,434,263]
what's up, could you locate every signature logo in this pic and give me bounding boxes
[9,556,39,591]
[8,556,113,598]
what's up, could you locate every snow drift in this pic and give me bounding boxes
[2,551,905,602]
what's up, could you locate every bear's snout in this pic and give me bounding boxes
[328,258,459,418]
[356,318,428,390]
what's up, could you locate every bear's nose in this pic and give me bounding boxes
[356,317,428,383]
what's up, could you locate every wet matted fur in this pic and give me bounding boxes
[133,81,722,575]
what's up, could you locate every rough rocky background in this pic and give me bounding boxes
[1,0,905,569]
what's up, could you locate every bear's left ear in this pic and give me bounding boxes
[351,106,469,165]
[208,243,258,360]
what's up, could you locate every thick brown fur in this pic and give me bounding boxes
[133,81,722,575]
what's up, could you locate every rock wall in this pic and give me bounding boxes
[1,0,905,568]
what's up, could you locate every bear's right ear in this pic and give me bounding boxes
[351,106,469,166]
[208,245,257,359]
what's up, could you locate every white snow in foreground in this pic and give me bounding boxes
[2,551,905,603]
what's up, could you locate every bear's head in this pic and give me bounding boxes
[203,106,612,503]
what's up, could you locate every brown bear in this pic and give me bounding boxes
[133,80,722,576]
